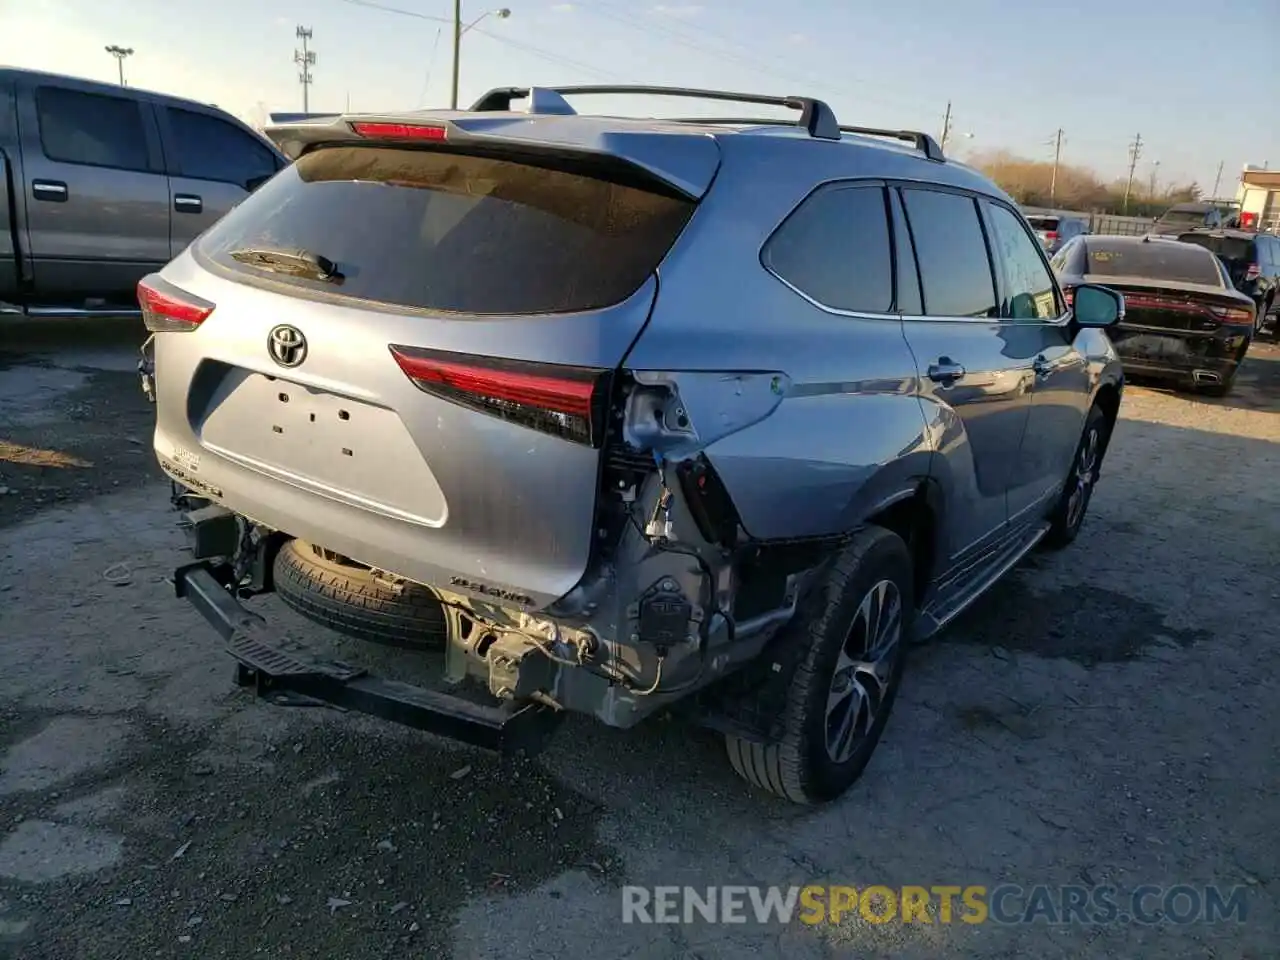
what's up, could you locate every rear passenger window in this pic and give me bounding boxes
[986,203,1061,320]
[166,108,279,190]
[762,184,893,314]
[899,188,997,318]
[35,86,150,172]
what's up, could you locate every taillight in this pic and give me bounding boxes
[1209,305,1256,326]
[389,346,608,447]
[1061,285,1074,308]
[1045,231,1059,242]
[137,274,215,333]
[350,121,447,141]
[1245,263,1261,281]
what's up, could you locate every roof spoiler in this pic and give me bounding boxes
[268,111,342,124]
[261,110,723,199]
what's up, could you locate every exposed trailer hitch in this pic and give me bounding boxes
[173,560,562,756]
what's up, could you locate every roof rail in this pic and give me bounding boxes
[661,117,945,161]
[468,84,842,141]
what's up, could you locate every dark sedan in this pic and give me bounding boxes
[1049,235,1256,396]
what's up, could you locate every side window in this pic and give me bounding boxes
[35,86,151,172]
[986,203,1061,320]
[899,188,997,318]
[166,108,279,190]
[762,183,893,313]
[888,190,922,314]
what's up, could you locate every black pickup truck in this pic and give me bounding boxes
[1,67,286,320]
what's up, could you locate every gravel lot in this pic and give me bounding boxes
[1,321,1277,959]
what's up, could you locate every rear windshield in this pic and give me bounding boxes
[196,145,695,314]
[1159,208,1210,224]
[1084,241,1222,286]
[1175,233,1254,263]
[1026,217,1059,230]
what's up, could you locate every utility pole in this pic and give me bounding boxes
[450,0,463,109]
[1211,160,1224,200]
[939,101,952,152]
[294,26,315,113]
[1050,128,1064,204]
[104,45,133,86]
[1122,132,1143,215]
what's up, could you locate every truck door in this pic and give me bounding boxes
[17,80,170,305]
[159,105,282,257]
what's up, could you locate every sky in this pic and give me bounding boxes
[1,0,1276,196]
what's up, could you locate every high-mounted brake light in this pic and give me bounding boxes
[350,121,447,141]
[389,346,608,447]
[137,275,215,333]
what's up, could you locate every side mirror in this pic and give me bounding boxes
[1072,283,1124,329]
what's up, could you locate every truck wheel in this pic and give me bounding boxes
[724,526,912,804]
[272,539,446,649]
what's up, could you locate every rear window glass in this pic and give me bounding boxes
[1159,208,1210,224]
[1175,233,1255,263]
[196,145,695,315]
[1026,217,1059,230]
[1084,241,1222,286]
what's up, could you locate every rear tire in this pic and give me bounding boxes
[273,539,447,649]
[724,526,913,804]
[1043,402,1110,550]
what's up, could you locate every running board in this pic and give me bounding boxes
[173,561,562,755]
[916,521,1049,640]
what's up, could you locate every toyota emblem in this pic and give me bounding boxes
[267,324,308,368]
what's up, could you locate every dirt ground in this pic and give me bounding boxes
[1,320,1278,959]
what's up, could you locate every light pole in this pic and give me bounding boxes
[105,45,133,86]
[450,5,511,109]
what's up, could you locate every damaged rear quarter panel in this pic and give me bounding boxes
[623,138,934,541]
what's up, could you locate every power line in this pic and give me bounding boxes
[295,26,316,112]
[469,27,624,81]
[417,28,444,106]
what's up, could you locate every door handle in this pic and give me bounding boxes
[1033,354,1051,377]
[32,179,68,202]
[174,194,203,214]
[927,358,966,385]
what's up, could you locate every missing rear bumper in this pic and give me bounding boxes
[174,561,562,756]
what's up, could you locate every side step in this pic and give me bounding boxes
[916,520,1049,640]
[173,561,562,756]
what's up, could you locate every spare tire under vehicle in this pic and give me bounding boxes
[272,539,447,649]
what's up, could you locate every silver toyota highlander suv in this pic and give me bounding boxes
[143,85,1126,804]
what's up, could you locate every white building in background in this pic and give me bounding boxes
[1235,165,1279,232]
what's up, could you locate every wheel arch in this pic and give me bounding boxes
[861,476,943,609]
[1092,378,1122,456]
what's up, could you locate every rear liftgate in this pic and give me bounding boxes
[172,513,561,756]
